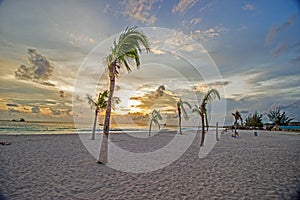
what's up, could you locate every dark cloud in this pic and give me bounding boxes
[50,108,61,116]
[59,90,66,98]
[292,56,300,63]
[31,106,40,113]
[75,95,84,102]
[6,103,18,107]
[265,14,297,44]
[8,108,20,113]
[271,43,287,57]
[280,100,300,109]
[15,49,54,85]
[49,108,72,117]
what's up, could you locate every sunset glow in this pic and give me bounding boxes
[0,1,299,125]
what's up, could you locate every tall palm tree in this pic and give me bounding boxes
[149,109,163,136]
[232,110,243,135]
[98,27,150,164]
[87,90,108,140]
[192,89,220,146]
[177,99,191,134]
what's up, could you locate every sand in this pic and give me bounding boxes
[0,130,299,199]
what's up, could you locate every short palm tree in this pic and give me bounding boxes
[192,89,220,146]
[149,109,163,136]
[232,110,243,135]
[177,99,191,134]
[87,90,108,140]
[98,27,150,164]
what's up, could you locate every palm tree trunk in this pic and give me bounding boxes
[149,120,152,136]
[205,113,209,132]
[178,107,182,134]
[98,66,115,164]
[200,113,205,146]
[92,109,98,140]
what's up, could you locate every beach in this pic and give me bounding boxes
[0,130,299,199]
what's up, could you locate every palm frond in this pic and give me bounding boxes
[151,109,163,121]
[181,101,191,120]
[86,94,96,109]
[108,26,150,74]
[152,118,159,125]
[192,106,201,116]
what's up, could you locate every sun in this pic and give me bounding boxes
[128,99,143,114]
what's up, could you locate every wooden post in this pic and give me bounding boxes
[216,122,219,141]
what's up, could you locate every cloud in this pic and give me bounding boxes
[190,24,228,41]
[129,85,178,114]
[281,100,300,109]
[172,0,200,14]
[190,18,201,25]
[15,49,55,86]
[292,56,300,63]
[265,14,297,44]
[242,3,256,11]
[49,107,72,117]
[120,0,158,25]
[151,47,165,55]
[271,43,287,57]
[8,108,20,113]
[75,95,85,102]
[67,32,97,47]
[103,3,109,13]
[59,90,66,98]
[163,31,197,52]
[6,103,18,107]
[191,80,229,93]
[31,106,40,113]
[50,108,61,116]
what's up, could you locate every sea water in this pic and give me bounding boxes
[0,120,77,135]
[0,120,223,135]
[0,120,151,135]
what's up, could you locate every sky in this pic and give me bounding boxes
[0,0,299,126]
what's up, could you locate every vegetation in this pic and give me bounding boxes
[98,26,150,164]
[87,90,108,140]
[149,109,163,136]
[192,89,220,146]
[177,99,191,134]
[245,111,263,128]
[267,108,293,126]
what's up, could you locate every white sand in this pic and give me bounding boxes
[0,130,299,199]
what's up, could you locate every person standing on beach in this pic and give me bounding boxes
[232,110,242,137]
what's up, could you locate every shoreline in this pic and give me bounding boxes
[1,128,300,136]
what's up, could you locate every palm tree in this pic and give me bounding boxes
[232,110,243,135]
[192,89,220,146]
[177,99,191,134]
[98,27,150,164]
[267,107,293,126]
[87,90,108,140]
[149,109,163,136]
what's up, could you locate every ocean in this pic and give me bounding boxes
[0,120,224,135]
[0,120,77,135]
[0,120,155,135]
